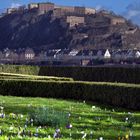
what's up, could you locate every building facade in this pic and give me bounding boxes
[38,2,55,14]
[28,3,39,10]
[7,8,17,14]
[111,17,125,25]
[66,16,85,27]
[74,7,85,15]
[25,48,35,60]
[85,8,96,15]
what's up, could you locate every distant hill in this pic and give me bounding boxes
[0,6,140,51]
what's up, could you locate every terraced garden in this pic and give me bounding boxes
[0,72,140,139]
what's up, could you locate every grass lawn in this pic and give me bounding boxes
[0,95,140,140]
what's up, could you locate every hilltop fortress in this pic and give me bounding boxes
[6,2,125,28]
[0,2,140,65]
[28,2,96,15]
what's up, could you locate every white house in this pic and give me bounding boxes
[136,51,140,58]
[25,48,35,60]
[69,50,79,56]
[104,49,111,59]
[97,50,103,58]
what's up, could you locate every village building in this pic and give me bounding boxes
[68,50,79,56]
[81,59,90,66]
[66,16,85,27]
[97,50,103,59]
[19,53,25,62]
[37,51,47,61]
[104,49,111,59]
[126,50,135,59]
[112,50,122,60]
[0,51,4,60]
[135,51,140,58]
[25,48,35,60]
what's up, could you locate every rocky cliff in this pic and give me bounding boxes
[0,9,140,51]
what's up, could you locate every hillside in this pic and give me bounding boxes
[0,7,140,51]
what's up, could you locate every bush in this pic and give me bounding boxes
[29,107,68,127]
[0,79,140,110]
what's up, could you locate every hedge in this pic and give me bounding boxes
[1,65,139,84]
[0,65,39,75]
[0,73,73,81]
[39,66,140,84]
[0,79,140,110]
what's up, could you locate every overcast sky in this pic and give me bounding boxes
[0,0,140,25]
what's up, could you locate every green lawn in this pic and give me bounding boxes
[0,95,140,140]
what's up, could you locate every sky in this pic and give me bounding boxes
[0,0,140,25]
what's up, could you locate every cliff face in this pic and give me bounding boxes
[0,9,140,51]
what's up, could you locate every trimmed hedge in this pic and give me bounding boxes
[39,66,140,84]
[0,79,140,110]
[0,73,73,81]
[0,65,39,75]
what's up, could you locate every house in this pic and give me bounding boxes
[126,50,135,59]
[135,51,140,58]
[81,59,90,66]
[68,50,79,56]
[0,51,4,60]
[19,53,25,62]
[25,48,35,60]
[112,50,122,60]
[104,49,111,59]
[37,51,47,61]
[97,50,103,59]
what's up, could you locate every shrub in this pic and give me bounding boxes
[29,107,68,127]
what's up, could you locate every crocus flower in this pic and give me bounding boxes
[66,124,72,129]
[82,133,87,139]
